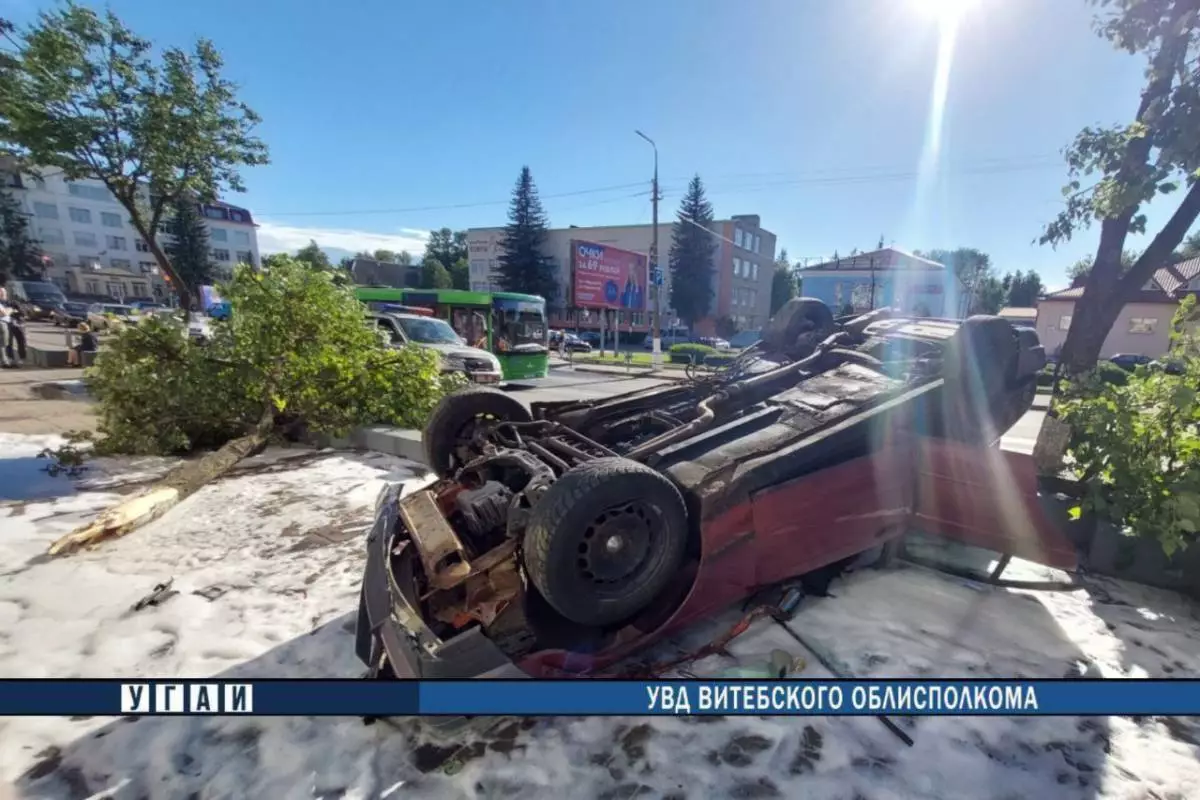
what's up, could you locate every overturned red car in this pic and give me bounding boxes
[355,300,1080,683]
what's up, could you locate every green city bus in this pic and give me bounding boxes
[354,287,550,380]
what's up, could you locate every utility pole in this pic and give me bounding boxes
[636,130,662,369]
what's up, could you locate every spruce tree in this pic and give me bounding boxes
[164,200,215,293]
[496,166,557,301]
[668,175,716,329]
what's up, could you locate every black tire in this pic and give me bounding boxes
[941,316,1020,443]
[523,457,688,627]
[423,386,532,477]
[762,297,835,355]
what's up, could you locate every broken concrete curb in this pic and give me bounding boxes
[312,426,427,465]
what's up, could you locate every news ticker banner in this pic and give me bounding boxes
[1,680,1199,717]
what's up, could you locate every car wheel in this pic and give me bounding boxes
[523,457,688,627]
[423,386,532,478]
[761,297,835,357]
[941,316,1020,443]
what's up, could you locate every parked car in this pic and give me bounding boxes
[641,330,690,349]
[7,280,67,321]
[1149,358,1186,375]
[368,312,503,384]
[87,303,137,332]
[51,301,91,328]
[356,302,1067,687]
[578,331,602,347]
[728,330,762,349]
[693,336,731,350]
[1109,353,1151,371]
[549,330,592,353]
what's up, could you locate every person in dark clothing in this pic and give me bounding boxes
[4,304,27,365]
[68,323,98,367]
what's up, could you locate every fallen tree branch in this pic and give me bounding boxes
[47,405,276,557]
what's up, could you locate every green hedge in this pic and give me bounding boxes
[668,343,715,364]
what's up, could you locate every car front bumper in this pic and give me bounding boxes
[355,485,528,683]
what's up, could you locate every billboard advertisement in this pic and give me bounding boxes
[571,240,648,311]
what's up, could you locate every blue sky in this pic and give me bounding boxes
[2,0,1184,287]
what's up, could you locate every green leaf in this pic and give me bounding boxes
[1068,506,1083,521]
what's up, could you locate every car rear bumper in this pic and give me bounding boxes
[355,485,527,683]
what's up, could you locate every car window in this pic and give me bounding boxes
[398,317,462,345]
[375,318,404,344]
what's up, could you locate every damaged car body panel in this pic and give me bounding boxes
[356,301,1077,681]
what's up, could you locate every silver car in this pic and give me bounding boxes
[368,312,503,384]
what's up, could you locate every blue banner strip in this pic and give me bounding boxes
[0,680,1198,717]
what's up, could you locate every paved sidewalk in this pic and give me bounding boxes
[0,367,95,434]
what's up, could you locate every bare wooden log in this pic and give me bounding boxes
[47,405,275,556]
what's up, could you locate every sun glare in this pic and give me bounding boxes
[911,0,975,23]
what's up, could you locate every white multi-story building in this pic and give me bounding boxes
[1,164,260,302]
[467,215,777,336]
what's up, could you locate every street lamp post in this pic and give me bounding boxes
[635,129,662,369]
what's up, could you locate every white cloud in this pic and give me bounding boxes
[255,221,429,258]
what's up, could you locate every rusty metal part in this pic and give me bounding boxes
[431,558,523,629]
[398,489,473,590]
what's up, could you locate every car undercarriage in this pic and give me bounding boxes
[356,299,1068,681]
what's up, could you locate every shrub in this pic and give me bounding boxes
[86,258,463,455]
[669,343,715,364]
[1060,298,1200,555]
[1096,361,1129,386]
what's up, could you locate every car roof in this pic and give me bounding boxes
[372,311,442,322]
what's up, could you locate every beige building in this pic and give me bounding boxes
[1035,257,1200,359]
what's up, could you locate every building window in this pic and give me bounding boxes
[232,230,250,246]
[138,261,154,274]
[73,231,97,247]
[236,250,253,264]
[210,227,228,242]
[734,228,743,248]
[68,207,92,224]
[1128,317,1158,334]
[110,258,131,270]
[106,282,122,298]
[230,210,245,222]
[1059,315,1072,331]
[212,248,230,261]
[107,235,126,250]
[38,227,65,245]
[751,262,759,280]
[203,206,226,220]
[132,282,147,296]
[68,182,112,202]
[753,234,761,254]
[33,201,58,219]
[732,257,740,277]
[84,280,100,295]
[101,211,122,228]
[136,239,151,252]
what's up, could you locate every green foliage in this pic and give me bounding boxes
[1066,250,1137,287]
[496,166,557,301]
[164,199,214,294]
[424,228,469,270]
[668,342,715,363]
[1177,230,1200,260]
[770,248,797,316]
[0,3,268,306]
[450,257,470,290]
[1038,0,1200,375]
[86,256,460,455]
[293,240,332,271]
[1060,298,1200,555]
[917,248,1002,314]
[0,186,43,283]
[421,256,452,289]
[1002,270,1045,307]
[668,175,717,327]
[1096,361,1131,386]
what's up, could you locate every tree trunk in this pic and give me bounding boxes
[47,405,275,556]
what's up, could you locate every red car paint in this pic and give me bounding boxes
[517,439,1073,678]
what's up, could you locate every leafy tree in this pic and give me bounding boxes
[770,248,797,316]
[0,186,43,283]
[50,256,463,555]
[1175,229,1200,260]
[1067,250,1137,287]
[0,4,269,309]
[372,249,397,263]
[450,257,470,290]
[424,228,469,269]
[294,240,332,271]
[668,175,717,329]
[421,256,452,289]
[496,166,557,300]
[163,199,214,295]
[917,248,997,314]
[1003,270,1046,307]
[396,251,413,266]
[1038,0,1200,378]
[715,315,739,339]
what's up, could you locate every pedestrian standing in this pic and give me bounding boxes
[0,305,12,369]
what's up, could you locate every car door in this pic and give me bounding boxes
[911,439,1080,570]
